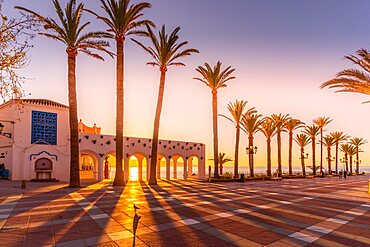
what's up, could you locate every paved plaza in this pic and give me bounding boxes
[0,175,369,247]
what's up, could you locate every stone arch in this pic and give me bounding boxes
[170,155,186,179]
[128,152,148,181]
[156,153,169,180]
[187,155,200,178]
[79,150,100,180]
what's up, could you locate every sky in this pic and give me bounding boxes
[2,0,370,172]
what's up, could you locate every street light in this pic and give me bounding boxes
[299,153,309,160]
[0,123,12,139]
[246,145,258,154]
[326,156,335,162]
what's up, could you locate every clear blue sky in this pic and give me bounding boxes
[3,0,370,171]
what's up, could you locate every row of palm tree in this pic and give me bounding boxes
[15,0,369,186]
[220,104,366,178]
[16,0,202,186]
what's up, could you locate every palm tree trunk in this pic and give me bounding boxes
[277,131,282,175]
[320,129,323,174]
[335,143,339,173]
[356,149,359,173]
[113,38,124,186]
[349,155,353,174]
[67,49,80,188]
[149,68,167,185]
[345,153,348,172]
[312,137,316,175]
[288,131,293,176]
[267,138,271,177]
[300,148,306,176]
[248,135,254,177]
[233,126,240,178]
[327,147,331,174]
[212,90,219,178]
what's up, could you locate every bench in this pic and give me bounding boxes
[271,177,282,181]
[306,175,314,179]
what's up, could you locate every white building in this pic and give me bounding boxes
[0,99,206,182]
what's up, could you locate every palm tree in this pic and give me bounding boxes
[220,100,255,178]
[16,0,112,187]
[259,118,277,177]
[303,125,320,175]
[210,153,232,175]
[313,117,332,174]
[195,62,235,179]
[133,25,198,185]
[86,0,153,186]
[295,133,311,176]
[322,135,335,174]
[340,143,351,173]
[347,145,356,174]
[271,114,290,175]
[241,114,262,178]
[350,137,367,173]
[331,131,349,173]
[321,49,370,102]
[284,119,304,176]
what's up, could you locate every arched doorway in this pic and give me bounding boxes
[79,151,98,180]
[188,155,199,178]
[170,155,185,179]
[156,154,169,180]
[128,153,147,181]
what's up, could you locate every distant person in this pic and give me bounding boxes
[344,170,347,179]
[339,170,342,178]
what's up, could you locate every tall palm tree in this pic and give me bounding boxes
[16,0,112,187]
[241,114,262,178]
[195,62,235,179]
[284,119,304,176]
[271,114,290,175]
[303,125,320,175]
[259,118,277,177]
[322,135,335,174]
[350,137,367,173]
[295,133,311,176]
[133,25,198,185]
[347,145,356,174]
[210,153,232,175]
[220,100,255,178]
[340,143,351,173]
[321,49,370,102]
[313,117,332,174]
[331,131,349,173]
[86,0,153,186]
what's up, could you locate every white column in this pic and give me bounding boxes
[147,157,150,180]
[188,157,193,176]
[198,156,206,180]
[124,156,129,183]
[156,157,161,179]
[97,157,103,181]
[183,157,188,179]
[138,157,143,181]
[166,157,170,180]
[173,158,177,179]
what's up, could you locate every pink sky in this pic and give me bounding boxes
[3,0,370,172]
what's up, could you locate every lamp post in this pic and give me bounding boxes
[0,123,12,139]
[326,156,335,174]
[356,159,362,174]
[340,158,348,177]
[299,152,309,176]
[246,145,257,177]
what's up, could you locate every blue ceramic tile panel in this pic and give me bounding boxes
[31,110,57,145]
